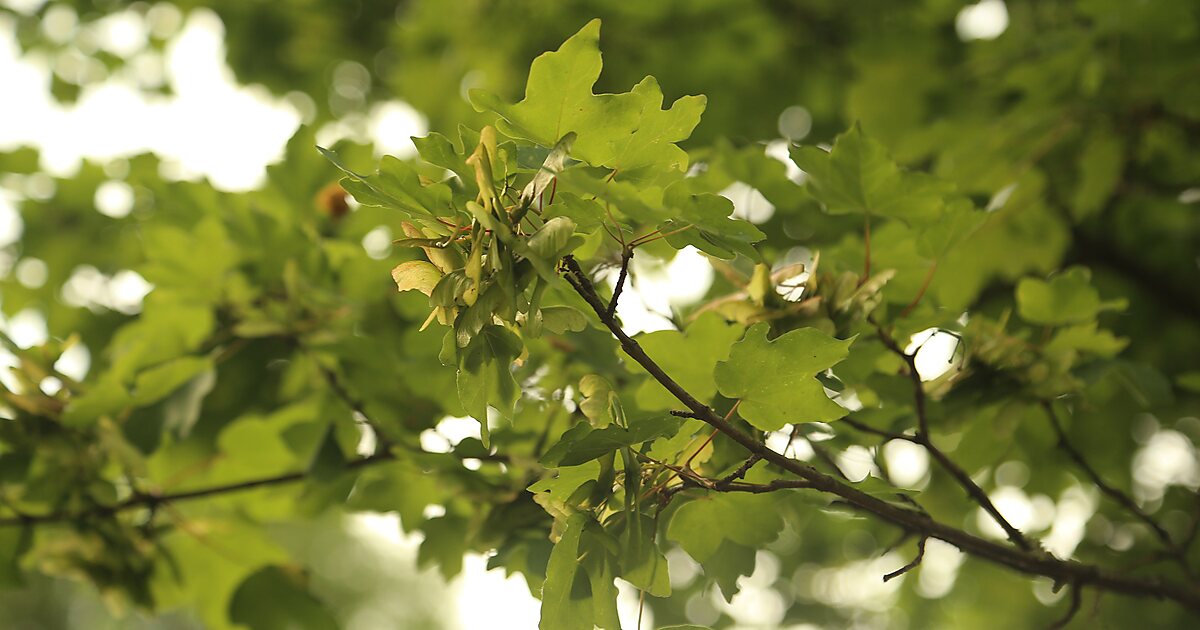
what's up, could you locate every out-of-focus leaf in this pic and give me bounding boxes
[1016,266,1126,326]
[229,566,338,630]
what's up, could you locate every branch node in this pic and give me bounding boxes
[715,455,763,489]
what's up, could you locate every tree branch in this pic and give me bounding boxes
[715,455,763,489]
[0,453,395,527]
[311,352,394,453]
[1042,401,1176,549]
[607,247,633,319]
[841,416,914,443]
[561,255,1200,613]
[872,318,1033,551]
[883,536,928,582]
[1048,584,1083,630]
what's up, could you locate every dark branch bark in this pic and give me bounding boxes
[312,353,394,452]
[0,453,395,527]
[715,455,763,488]
[841,417,913,442]
[561,255,1200,613]
[1042,401,1176,549]
[883,536,927,582]
[606,248,633,319]
[872,318,1033,551]
[1048,584,1084,630]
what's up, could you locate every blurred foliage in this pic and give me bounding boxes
[1,0,1200,629]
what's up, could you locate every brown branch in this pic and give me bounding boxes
[561,255,1200,612]
[809,440,851,480]
[883,536,928,582]
[715,455,763,488]
[718,480,816,493]
[0,453,395,527]
[900,260,938,318]
[872,318,1033,551]
[606,248,633,319]
[841,417,913,443]
[309,352,396,454]
[1048,584,1083,630]
[1042,401,1175,549]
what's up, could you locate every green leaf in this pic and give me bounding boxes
[470,19,705,181]
[151,520,290,629]
[579,522,621,630]
[915,198,987,259]
[346,462,443,531]
[61,379,131,427]
[714,323,854,430]
[617,513,671,597]
[412,131,475,192]
[529,460,602,502]
[457,325,523,444]
[520,132,577,207]
[542,192,606,233]
[1071,128,1124,221]
[130,356,213,407]
[1016,266,1126,326]
[319,148,452,217]
[703,540,757,602]
[306,423,347,482]
[418,514,469,579]
[391,260,443,296]
[1046,322,1128,357]
[538,306,588,335]
[791,123,949,224]
[578,374,623,427]
[555,415,681,466]
[0,527,30,588]
[159,367,216,439]
[667,491,783,562]
[632,313,744,409]
[526,216,581,262]
[540,513,593,630]
[660,182,765,260]
[229,566,338,630]
[1178,372,1200,394]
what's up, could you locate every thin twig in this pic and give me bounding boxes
[809,441,850,481]
[607,248,633,318]
[841,417,913,443]
[715,455,763,489]
[306,349,398,454]
[900,260,938,318]
[1042,401,1175,549]
[883,536,928,582]
[872,318,1032,551]
[0,453,395,527]
[718,480,816,493]
[1048,584,1083,630]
